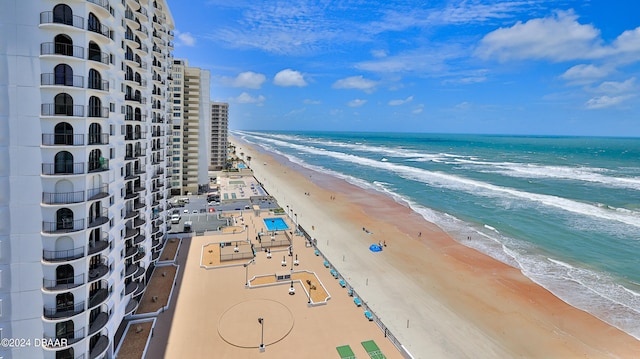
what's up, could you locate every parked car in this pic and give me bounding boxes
[183,209,189,214]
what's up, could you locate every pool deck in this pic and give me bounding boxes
[149,206,401,359]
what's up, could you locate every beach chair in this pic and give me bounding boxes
[364,311,373,321]
[347,288,353,297]
[339,279,346,288]
[336,345,356,359]
[330,269,338,278]
[361,340,386,359]
[314,249,319,256]
[353,297,362,307]
[324,261,330,268]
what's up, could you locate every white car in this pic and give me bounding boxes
[192,210,198,214]
[183,209,189,214]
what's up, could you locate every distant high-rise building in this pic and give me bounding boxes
[0,1,174,358]
[210,102,229,170]
[169,59,210,195]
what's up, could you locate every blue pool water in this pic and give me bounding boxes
[263,217,289,231]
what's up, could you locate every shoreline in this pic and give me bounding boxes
[233,135,640,358]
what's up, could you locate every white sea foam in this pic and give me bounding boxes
[237,131,640,339]
[241,132,640,229]
[240,130,640,192]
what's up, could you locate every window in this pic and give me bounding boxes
[88,149,103,172]
[88,69,102,90]
[54,64,73,86]
[54,34,74,56]
[52,4,73,26]
[88,41,102,63]
[54,122,74,145]
[88,96,102,117]
[87,13,101,34]
[54,151,74,174]
[173,100,180,104]
[88,123,102,144]
[54,93,74,115]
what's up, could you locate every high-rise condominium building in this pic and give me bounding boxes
[0,1,174,358]
[209,102,229,171]
[169,59,210,195]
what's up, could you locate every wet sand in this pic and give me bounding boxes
[234,136,640,358]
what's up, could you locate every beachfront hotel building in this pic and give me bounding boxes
[0,0,174,358]
[168,59,211,195]
[209,102,228,171]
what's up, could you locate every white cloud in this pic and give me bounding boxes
[273,69,307,87]
[412,104,424,114]
[561,64,609,84]
[388,96,414,106]
[348,99,367,107]
[177,32,196,47]
[476,10,601,62]
[234,92,266,105]
[371,49,388,58]
[332,76,378,93]
[221,71,267,89]
[585,95,632,109]
[594,77,636,94]
[455,101,472,109]
[303,99,322,105]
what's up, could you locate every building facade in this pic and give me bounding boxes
[169,59,210,195]
[0,0,174,358]
[209,102,229,171]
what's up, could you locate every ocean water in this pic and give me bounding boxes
[234,130,640,339]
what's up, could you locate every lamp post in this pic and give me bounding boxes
[258,317,265,352]
[244,259,255,287]
[294,213,298,234]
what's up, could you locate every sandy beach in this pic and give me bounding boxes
[234,136,640,358]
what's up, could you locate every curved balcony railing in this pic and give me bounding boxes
[43,273,85,291]
[42,162,84,176]
[124,298,138,315]
[42,327,85,348]
[40,42,84,59]
[39,11,84,29]
[89,333,109,359]
[87,0,110,12]
[42,190,85,205]
[88,50,110,65]
[42,133,84,146]
[88,263,109,283]
[88,22,110,38]
[41,103,84,117]
[42,246,85,262]
[42,218,85,233]
[87,184,109,200]
[87,106,109,118]
[88,159,109,173]
[125,281,138,295]
[88,311,109,336]
[88,237,110,256]
[43,300,85,319]
[41,73,84,88]
[87,208,110,228]
[88,79,109,91]
[124,227,138,240]
[124,246,137,259]
[88,287,109,309]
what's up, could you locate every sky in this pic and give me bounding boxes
[165,0,640,137]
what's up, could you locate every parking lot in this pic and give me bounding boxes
[167,194,280,234]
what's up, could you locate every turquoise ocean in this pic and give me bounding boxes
[234,130,640,339]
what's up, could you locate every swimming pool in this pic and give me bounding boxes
[263,217,289,231]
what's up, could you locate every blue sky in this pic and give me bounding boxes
[166,0,640,136]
